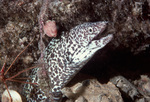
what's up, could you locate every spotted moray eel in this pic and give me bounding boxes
[23,21,113,102]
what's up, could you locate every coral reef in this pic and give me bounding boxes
[0,0,41,101]
[0,0,149,101]
[62,79,123,102]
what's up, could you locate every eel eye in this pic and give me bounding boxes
[88,27,93,33]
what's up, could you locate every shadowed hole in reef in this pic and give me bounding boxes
[80,47,150,83]
[78,47,150,101]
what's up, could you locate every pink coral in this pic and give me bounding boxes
[43,20,57,37]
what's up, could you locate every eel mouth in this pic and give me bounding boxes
[92,33,101,41]
[89,21,108,43]
[92,24,108,41]
[92,31,107,41]
[88,33,102,44]
[89,32,113,45]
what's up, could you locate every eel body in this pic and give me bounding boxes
[44,21,113,101]
[23,21,113,102]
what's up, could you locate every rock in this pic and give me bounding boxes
[63,79,123,102]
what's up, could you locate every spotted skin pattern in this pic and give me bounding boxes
[23,21,113,102]
[43,21,113,101]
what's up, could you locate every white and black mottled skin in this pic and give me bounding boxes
[23,21,113,102]
[44,21,113,101]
